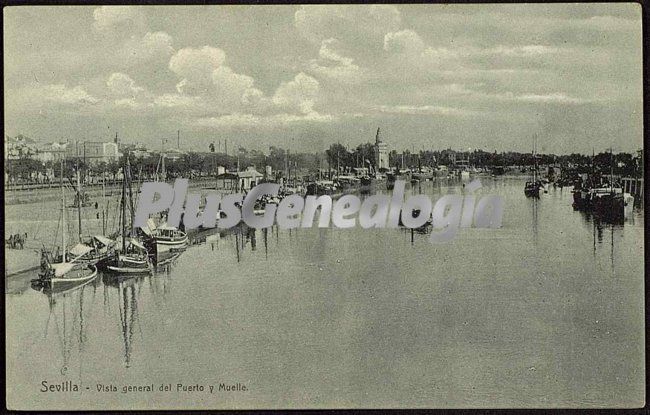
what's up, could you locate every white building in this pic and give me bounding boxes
[67,141,120,164]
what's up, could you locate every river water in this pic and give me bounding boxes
[5,177,645,409]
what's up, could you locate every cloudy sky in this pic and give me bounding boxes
[4,4,643,154]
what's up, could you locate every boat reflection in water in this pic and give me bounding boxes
[101,273,143,368]
[30,247,180,371]
[34,276,101,378]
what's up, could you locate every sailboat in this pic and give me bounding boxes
[141,220,188,255]
[37,158,98,291]
[138,149,188,254]
[590,148,634,221]
[524,134,543,198]
[572,149,596,210]
[55,166,116,267]
[105,153,153,274]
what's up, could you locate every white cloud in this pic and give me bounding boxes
[42,84,100,105]
[384,30,426,54]
[211,66,256,101]
[192,111,334,128]
[153,93,202,109]
[497,45,559,56]
[513,92,588,104]
[106,73,144,97]
[307,38,362,83]
[114,97,146,109]
[121,32,174,64]
[93,6,142,32]
[241,87,266,107]
[439,87,591,105]
[295,5,401,44]
[272,72,320,114]
[375,104,477,116]
[168,45,269,113]
[169,46,227,92]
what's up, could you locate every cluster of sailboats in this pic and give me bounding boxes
[571,174,635,222]
[33,154,189,294]
[306,165,469,196]
[523,136,635,222]
[570,146,635,222]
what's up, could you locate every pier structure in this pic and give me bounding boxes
[621,177,644,205]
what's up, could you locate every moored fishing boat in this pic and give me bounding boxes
[306,180,339,196]
[104,152,153,275]
[55,235,116,268]
[145,223,188,254]
[387,169,411,190]
[590,186,634,221]
[35,157,99,291]
[574,149,634,220]
[524,134,543,198]
[106,238,152,274]
[39,262,98,293]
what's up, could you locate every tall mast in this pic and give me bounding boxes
[102,168,106,235]
[532,134,536,182]
[61,157,66,263]
[61,157,66,264]
[76,164,82,242]
[121,152,126,251]
[375,128,381,174]
[610,147,614,193]
[336,147,340,178]
[591,147,595,186]
[126,155,135,231]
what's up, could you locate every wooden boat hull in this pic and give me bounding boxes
[105,254,152,274]
[592,194,629,221]
[155,236,188,253]
[572,190,591,209]
[106,265,151,274]
[387,172,411,190]
[41,265,98,294]
[524,188,540,198]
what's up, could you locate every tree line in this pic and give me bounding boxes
[4,142,643,184]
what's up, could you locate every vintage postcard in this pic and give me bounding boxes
[4,4,644,410]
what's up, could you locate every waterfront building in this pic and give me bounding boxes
[5,134,38,160]
[238,166,264,190]
[66,141,120,164]
[34,142,67,163]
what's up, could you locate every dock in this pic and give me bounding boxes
[621,177,643,204]
[5,248,41,277]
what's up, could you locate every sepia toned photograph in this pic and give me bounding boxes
[4,3,645,410]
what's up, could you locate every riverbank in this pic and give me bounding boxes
[5,248,41,277]
[3,176,217,206]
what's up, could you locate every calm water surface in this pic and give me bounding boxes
[5,177,645,409]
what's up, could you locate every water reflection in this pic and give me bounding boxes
[29,251,180,371]
[9,177,644,408]
[40,278,100,378]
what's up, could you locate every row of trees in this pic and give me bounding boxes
[4,144,643,184]
[325,144,643,177]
